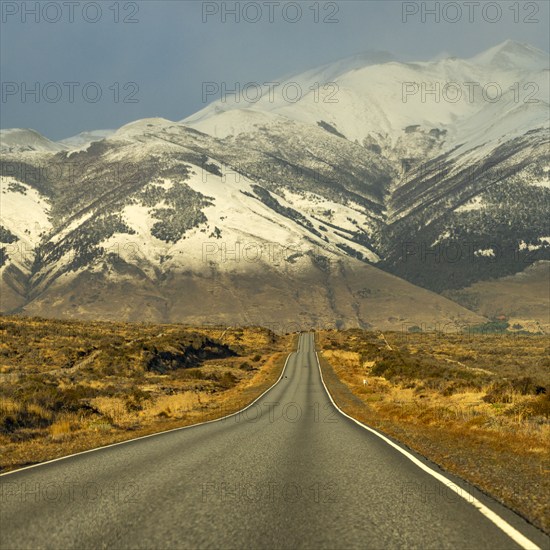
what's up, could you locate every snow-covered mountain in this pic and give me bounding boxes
[1,41,548,329]
[184,40,550,292]
[0,128,115,154]
[185,40,548,146]
[59,129,115,151]
[0,128,68,153]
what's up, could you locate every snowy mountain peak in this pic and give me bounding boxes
[0,128,67,153]
[293,49,397,80]
[470,40,549,71]
[184,41,549,148]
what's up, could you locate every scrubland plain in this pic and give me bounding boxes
[0,316,292,472]
[318,329,550,533]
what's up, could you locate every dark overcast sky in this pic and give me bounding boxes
[1,0,548,140]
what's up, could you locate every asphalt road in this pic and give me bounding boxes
[1,333,547,549]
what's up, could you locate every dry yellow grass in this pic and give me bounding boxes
[0,316,294,472]
[142,392,207,419]
[317,330,550,534]
[90,397,134,426]
[49,417,73,440]
[0,398,22,415]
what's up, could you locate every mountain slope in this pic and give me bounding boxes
[59,130,115,151]
[184,40,550,293]
[444,261,550,333]
[1,42,548,328]
[0,119,483,328]
[0,129,67,153]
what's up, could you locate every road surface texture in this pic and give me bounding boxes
[1,333,548,549]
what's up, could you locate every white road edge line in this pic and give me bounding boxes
[0,350,294,478]
[313,343,541,550]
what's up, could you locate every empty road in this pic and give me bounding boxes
[1,333,547,549]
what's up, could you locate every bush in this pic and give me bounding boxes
[219,372,237,389]
[239,362,255,371]
[506,394,550,419]
[124,388,151,412]
[510,377,538,396]
[483,381,514,404]
[0,400,53,434]
[181,368,205,380]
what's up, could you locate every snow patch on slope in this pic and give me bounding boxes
[0,177,52,274]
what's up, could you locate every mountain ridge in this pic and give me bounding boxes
[1,42,548,329]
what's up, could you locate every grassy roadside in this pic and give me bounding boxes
[0,316,294,473]
[316,329,549,534]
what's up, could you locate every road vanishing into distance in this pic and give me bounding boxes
[1,333,547,549]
